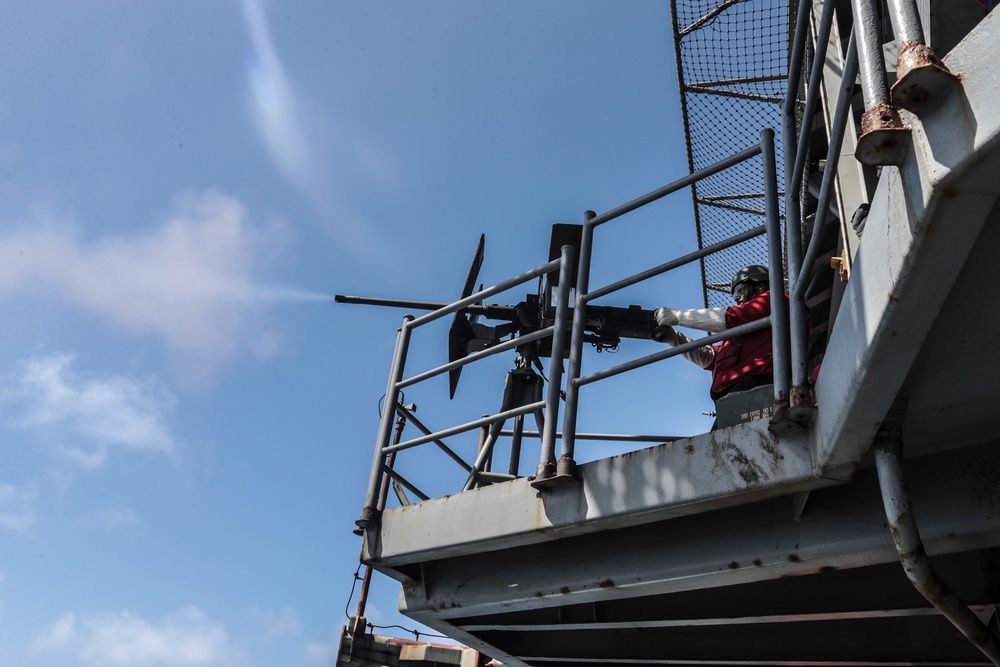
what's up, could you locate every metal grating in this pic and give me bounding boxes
[670,0,792,307]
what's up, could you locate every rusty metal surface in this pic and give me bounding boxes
[892,40,961,112]
[855,102,910,165]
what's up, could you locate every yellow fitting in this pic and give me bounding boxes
[830,250,850,281]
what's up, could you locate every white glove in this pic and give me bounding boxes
[654,307,679,327]
[652,324,715,369]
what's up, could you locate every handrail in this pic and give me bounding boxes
[584,225,767,304]
[356,249,575,529]
[386,401,547,454]
[409,257,561,329]
[357,133,786,525]
[555,129,786,478]
[397,327,555,389]
[574,318,772,388]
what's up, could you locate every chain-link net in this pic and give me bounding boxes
[670,0,792,307]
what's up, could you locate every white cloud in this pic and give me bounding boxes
[0,483,37,532]
[2,352,177,468]
[0,190,290,384]
[28,607,245,667]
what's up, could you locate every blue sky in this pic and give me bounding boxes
[0,2,717,665]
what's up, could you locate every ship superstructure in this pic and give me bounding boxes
[345,1,1000,664]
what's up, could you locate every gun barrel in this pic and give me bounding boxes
[334,294,450,311]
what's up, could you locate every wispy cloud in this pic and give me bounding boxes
[242,0,323,204]
[0,190,293,383]
[28,607,246,667]
[2,352,177,468]
[239,0,388,258]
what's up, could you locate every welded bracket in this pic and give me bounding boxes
[891,41,961,113]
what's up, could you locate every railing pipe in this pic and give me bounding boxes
[761,129,790,403]
[851,0,892,110]
[886,0,925,44]
[397,326,554,389]
[575,318,772,388]
[590,145,762,227]
[477,472,517,483]
[874,430,1000,665]
[584,224,767,304]
[555,211,597,476]
[394,403,473,472]
[382,466,430,502]
[781,103,811,392]
[785,0,814,112]
[356,410,409,617]
[408,258,561,329]
[503,430,683,443]
[788,0,838,202]
[385,401,547,454]
[357,315,414,529]
[796,32,860,300]
[539,245,574,474]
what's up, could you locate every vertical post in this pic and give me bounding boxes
[781,106,812,412]
[851,0,892,109]
[797,32,860,296]
[780,0,809,397]
[761,129,789,405]
[885,0,924,44]
[850,0,909,164]
[537,244,574,479]
[357,411,408,618]
[357,315,414,530]
[555,212,596,480]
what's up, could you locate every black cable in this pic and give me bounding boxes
[366,621,450,640]
[343,563,364,622]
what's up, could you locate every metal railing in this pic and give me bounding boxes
[550,129,786,483]
[779,0,952,411]
[356,247,576,528]
[357,129,789,524]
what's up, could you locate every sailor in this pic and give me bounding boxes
[652,265,779,402]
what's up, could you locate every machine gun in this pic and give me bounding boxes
[335,224,658,399]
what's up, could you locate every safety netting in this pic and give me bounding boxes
[670,0,793,307]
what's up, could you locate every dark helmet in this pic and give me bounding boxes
[730,265,769,294]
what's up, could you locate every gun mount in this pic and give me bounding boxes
[335,225,657,399]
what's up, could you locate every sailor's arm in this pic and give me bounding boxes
[653,306,727,333]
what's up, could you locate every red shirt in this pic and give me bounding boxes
[706,290,781,399]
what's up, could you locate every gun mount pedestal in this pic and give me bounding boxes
[463,357,545,491]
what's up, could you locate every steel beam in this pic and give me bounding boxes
[391,441,1000,620]
[363,419,816,569]
[814,12,1000,478]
